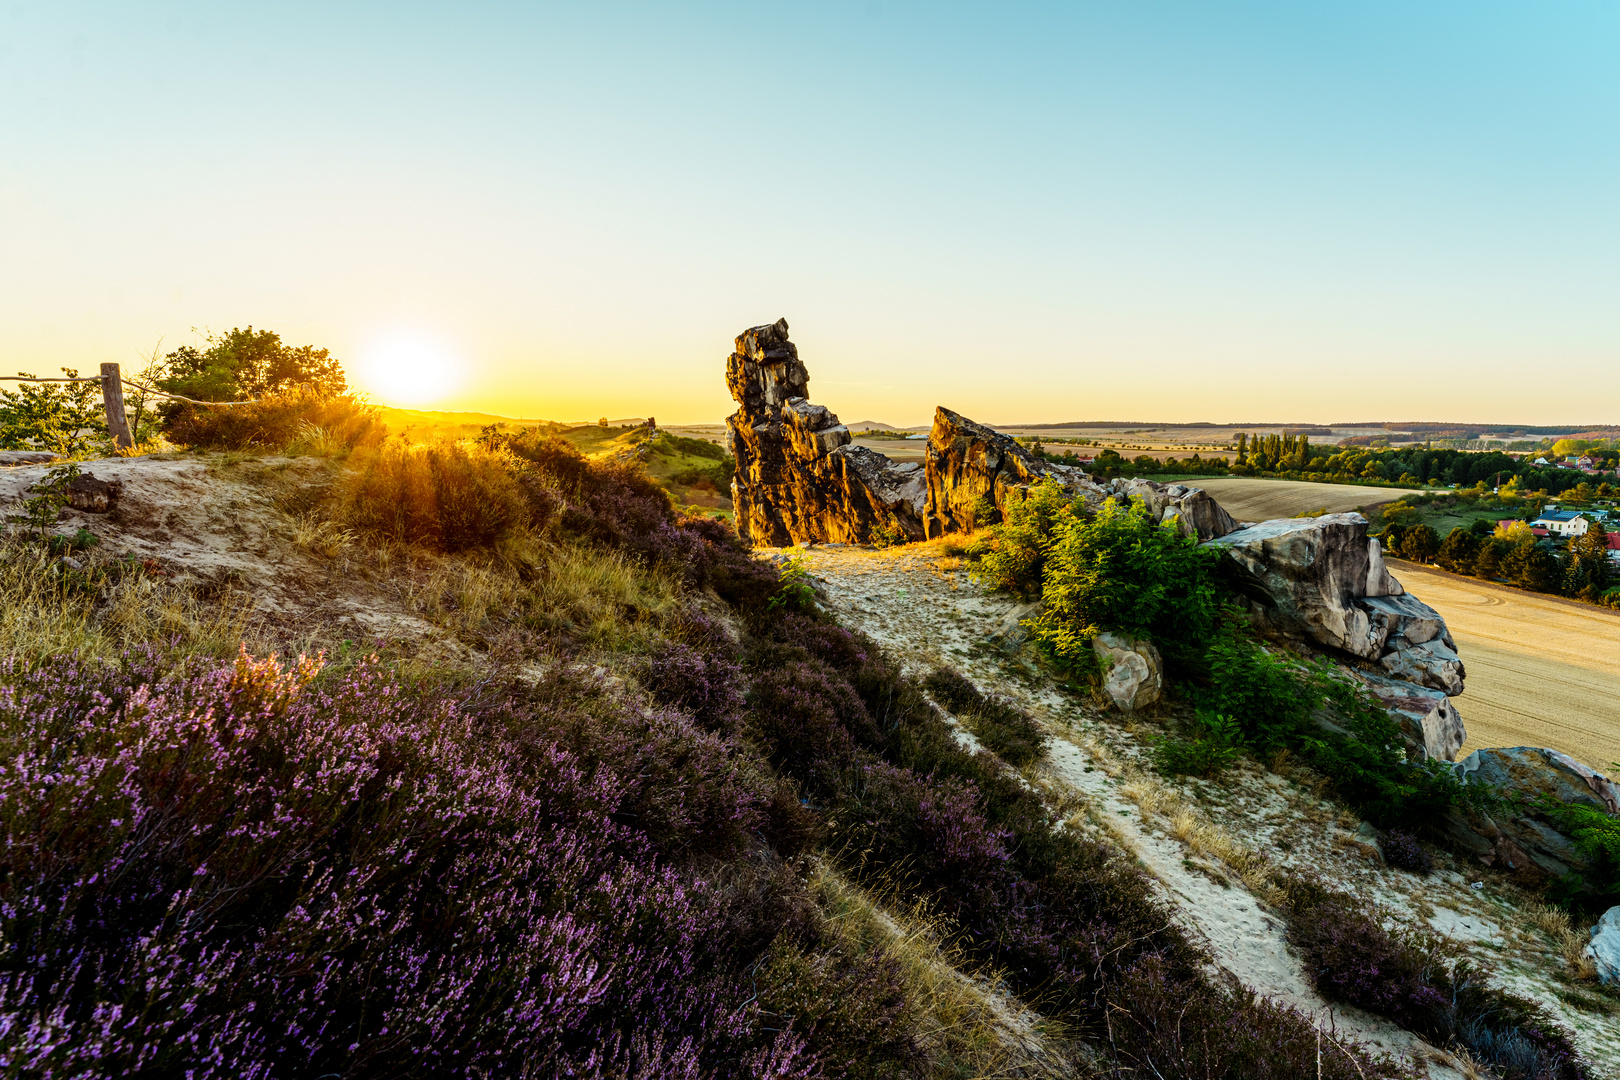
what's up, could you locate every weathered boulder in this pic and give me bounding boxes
[1109,477,1239,542]
[1202,514,1464,697]
[0,450,58,465]
[1441,748,1620,878]
[65,472,122,514]
[1586,907,1620,985]
[987,600,1043,654]
[726,320,927,546]
[1092,631,1163,712]
[1356,673,1466,762]
[922,407,1103,538]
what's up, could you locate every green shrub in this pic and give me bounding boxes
[1153,712,1242,778]
[1032,496,1224,671]
[0,370,107,456]
[967,479,1079,597]
[1537,799,1620,908]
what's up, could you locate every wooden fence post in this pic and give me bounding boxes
[100,363,134,450]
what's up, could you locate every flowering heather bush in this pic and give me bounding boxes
[1284,880,1587,1080]
[640,636,746,737]
[743,632,1396,1078]
[0,649,823,1077]
[921,666,1044,767]
[1380,829,1434,875]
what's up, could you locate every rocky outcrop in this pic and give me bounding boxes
[1356,673,1467,762]
[1586,907,1620,985]
[1441,748,1620,878]
[725,320,927,546]
[922,407,1103,538]
[65,472,122,513]
[1092,632,1163,712]
[1108,477,1239,542]
[1203,514,1465,698]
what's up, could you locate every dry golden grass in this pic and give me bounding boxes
[811,864,1077,1078]
[397,536,682,652]
[0,542,250,665]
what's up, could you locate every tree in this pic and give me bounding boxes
[156,327,346,403]
[1501,537,1559,593]
[1398,524,1440,563]
[0,369,107,455]
[598,417,609,429]
[1436,527,1481,573]
[1473,538,1506,579]
[1468,518,1494,538]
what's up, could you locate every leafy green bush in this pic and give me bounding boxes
[1153,712,1242,778]
[0,370,106,456]
[154,326,347,403]
[1537,799,1620,908]
[967,479,1079,597]
[1032,496,1224,671]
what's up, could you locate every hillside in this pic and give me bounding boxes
[2,432,1614,1077]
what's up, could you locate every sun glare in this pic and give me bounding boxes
[355,334,463,407]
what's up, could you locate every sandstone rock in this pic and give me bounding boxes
[64,472,122,514]
[1457,747,1619,815]
[1109,478,1239,541]
[725,320,927,546]
[1092,631,1163,712]
[1202,514,1464,696]
[1585,906,1620,985]
[988,600,1043,654]
[1357,673,1467,762]
[0,450,58,465]
[1441,748,1620,879]
[922,407,1103,538]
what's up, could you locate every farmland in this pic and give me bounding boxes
[1180,476,1418,521]
[1388,561,1620,770]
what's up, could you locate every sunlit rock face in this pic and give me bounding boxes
[725,319,926,546]
[921,407,1102,538]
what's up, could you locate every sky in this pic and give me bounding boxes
[1,2,1616,427]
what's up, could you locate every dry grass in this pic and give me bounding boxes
[398,536,682,652]
[292,514,355,559]
[0,542,250,665]
[810,863,1079,1078]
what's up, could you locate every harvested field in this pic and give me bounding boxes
[1387,560,1620,771]
[1187,477,1418,521]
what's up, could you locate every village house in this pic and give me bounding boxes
[1531,509,1590,538]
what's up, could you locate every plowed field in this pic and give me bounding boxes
[1185,477,1417,521]
[1384,561,1620,770]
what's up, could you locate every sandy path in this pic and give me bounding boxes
[1385,560,1620,770]
[1190,477,1417,520]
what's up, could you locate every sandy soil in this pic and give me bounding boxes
[1386,560,1620,770]
[787,541,1619,1077]
[1187,476,1419,520]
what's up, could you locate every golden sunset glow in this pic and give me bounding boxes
[353,333,463,407]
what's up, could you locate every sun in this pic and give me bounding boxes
[354,333,463,407]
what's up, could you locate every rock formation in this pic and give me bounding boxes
[1586,907,1620,985]
[921,408,1102,537]
[1442,748,1620,879]
[1203,514,1465,696]
[725,319,927,546]
[1107,478,1238,542]
[1091,632,1163,712]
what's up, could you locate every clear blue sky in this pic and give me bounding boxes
[2,2,1615,425]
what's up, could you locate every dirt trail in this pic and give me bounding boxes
[790,541,1618,1078]
[1387,560,1620,770]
